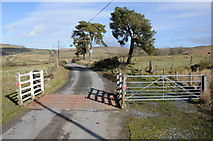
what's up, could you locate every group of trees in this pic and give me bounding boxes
[71,21,107,59]
[71,7,156,64]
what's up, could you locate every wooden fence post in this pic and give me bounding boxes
[122,75,126,108]
[149,60,153,73]
[30,71,35,100]
[17,73,23,106]
[163,68,165,75]
[175,71,179,81]
[189,56,193,65]
[171,57,174,69]
[156,65,158,75]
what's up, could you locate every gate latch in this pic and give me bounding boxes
[122,85,126,90]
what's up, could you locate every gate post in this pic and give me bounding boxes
[201,75,208,92]
[122,75,127,108]
[40,70,44,94]
[30,71,35,100]
[116,72,120,94]
[16,73,23,106]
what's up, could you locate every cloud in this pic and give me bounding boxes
[156,2,211,12]
[24,25,47,37]
[170,12,202,18]
[4,2,111,48]
[190,27,211,33]
[187,36,211,44]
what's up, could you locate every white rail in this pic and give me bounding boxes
[16,70,44,106]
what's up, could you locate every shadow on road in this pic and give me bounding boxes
[64,65,91,71]
[34,100,107,140]
[86,88,121,109]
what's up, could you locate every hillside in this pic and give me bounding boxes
[154,45,211,56]
[1,43,211,57]
[0,43,50,56]
[185,45,211,55]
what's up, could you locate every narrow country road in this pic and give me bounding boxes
[2,63,127,139]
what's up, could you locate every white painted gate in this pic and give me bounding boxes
[16,70,44,106]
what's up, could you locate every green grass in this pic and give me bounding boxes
[126,102,213,139]
[119,55,206,73]
[1,63,69,124]
[44,66,69,95]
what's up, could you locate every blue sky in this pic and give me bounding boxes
[2,1,212,49]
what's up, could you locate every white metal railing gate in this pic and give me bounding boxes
[117,73,208,107]
[16,70,44,106]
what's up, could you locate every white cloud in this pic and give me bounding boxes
[5,2,111,48]
[170,12,202,18]
[190,27,211,33]
[187,36,211,44]
[24,25,47,37]
[156,2,211,11]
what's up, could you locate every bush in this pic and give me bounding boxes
[191,61,212,72]
[92,56,120,70]
[59,60,67,66]
[71,57,79,63]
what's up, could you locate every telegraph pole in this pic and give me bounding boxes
[56,41,60,68]
[58,40,60,60]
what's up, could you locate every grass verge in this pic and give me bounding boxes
[125,102,213,139]
[2,65,69,124]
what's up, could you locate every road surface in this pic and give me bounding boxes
[2,63,127,139]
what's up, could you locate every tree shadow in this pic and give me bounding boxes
[5,91,19,105]
[64,65,91,71]
[86,88,121,109]
[34,100,107,140]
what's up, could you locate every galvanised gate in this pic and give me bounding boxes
[117,73,208,107]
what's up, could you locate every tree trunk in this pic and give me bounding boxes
[89,42,92,59]
[127,39,134,64]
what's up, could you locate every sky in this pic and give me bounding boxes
[1,1,212,49]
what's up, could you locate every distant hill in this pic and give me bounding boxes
[0,43,50,56]
[0,44,26,49]
[1,43,211,57]
[185,45,211,55]
[60,46,129,58]
[154,45,211,56]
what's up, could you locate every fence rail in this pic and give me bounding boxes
[16,70,44,106]
[117,73,208,107]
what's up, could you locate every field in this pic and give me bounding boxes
[1,44,212,137]
[118,55,208,73]
[1,44,73,124]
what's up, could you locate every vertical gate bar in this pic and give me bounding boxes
[122,75,126,108]
[17,73,23,105]
[40,70,44,94]
[117,73,119,94]
[119,73,122,96]
[163,76,165,100]
[30,71,35,100]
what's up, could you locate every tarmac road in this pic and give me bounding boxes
[2,63,127,139]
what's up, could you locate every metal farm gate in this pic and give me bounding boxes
[117,73,208,107]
